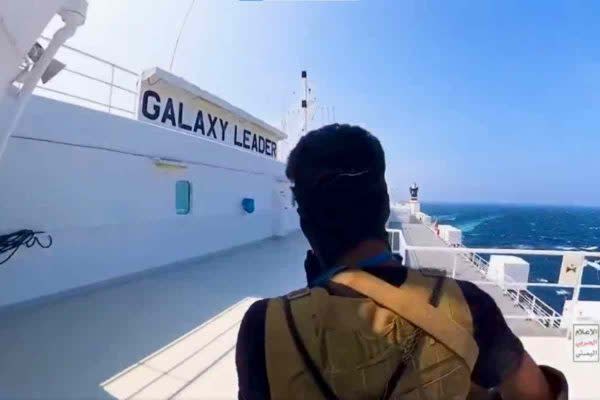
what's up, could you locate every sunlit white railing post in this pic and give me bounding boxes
[452,253,457,278]
[133,79,140,116]
[399,230,408,265]
[108,65,115,113]
[567,259,587,334]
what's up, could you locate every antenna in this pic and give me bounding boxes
[169,0,197,71]
[301,70,308,132]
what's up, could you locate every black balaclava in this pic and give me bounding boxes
[287,124,390,271]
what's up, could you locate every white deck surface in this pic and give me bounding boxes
[0,232,308,399]
[101,297,257,399]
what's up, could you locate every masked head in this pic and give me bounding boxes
[286,124,390,268]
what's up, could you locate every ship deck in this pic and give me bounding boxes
[0,228,596,399]
[398,222,561,337]
[0,232,309,399]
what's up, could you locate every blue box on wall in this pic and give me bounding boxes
[242,198,255,214]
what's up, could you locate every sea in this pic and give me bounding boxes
[420,203,600,314]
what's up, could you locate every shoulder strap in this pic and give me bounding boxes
[331,269,479,370]
[381,275,444,400]
[282,296,339,400]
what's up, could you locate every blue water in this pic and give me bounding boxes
[420,203,600,313]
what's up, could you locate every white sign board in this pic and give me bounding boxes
[573,324,599,362]
[558,253,583,286]
[137,68,286,159]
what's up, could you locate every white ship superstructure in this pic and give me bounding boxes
[0,2,599,399]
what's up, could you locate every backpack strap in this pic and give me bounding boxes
[281,296,339,400]
[331,268,479,370]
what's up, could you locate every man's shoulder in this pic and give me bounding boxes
[236,298,272,399]
[237,298,270,352]
[453,279,498,314]
[241,298,270,328]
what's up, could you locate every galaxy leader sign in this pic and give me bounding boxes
[137,69,281,159]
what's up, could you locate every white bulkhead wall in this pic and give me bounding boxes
[0,95,298,307]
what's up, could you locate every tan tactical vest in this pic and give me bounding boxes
[265,268,479,400]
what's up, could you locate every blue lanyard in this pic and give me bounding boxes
[310,251,395,287]
[357,251,395,267]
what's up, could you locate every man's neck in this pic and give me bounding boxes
[337,239,395,267]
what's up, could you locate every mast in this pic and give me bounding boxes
[301,70,308,132]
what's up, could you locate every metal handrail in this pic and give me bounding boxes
[40,35,138,75]
[35,36,139,116]
[468,280,600,289]
[463,246,562,325]
[403,245,600,257]
[421,242,589,327]
[385,228,600,329]
[61,67,137,95]
[411,238,597,330]
[422,240,561,327]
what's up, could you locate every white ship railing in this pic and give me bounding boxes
[386,228,600,330]
[34,36,139,117]
[455,245,564,327]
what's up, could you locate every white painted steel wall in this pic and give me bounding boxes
[415,212,432,225]
[438,224,462,245]
[273,180,298,236]
[560,300,600,328]
[487,255,530,290]
[0,96,298,307]
[408,200,420,215]
[389,203,411,224]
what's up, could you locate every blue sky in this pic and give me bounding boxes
[47,0,600,206]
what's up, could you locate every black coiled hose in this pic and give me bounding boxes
[0,229,53,266]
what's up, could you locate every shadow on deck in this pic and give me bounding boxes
[0,231,308,399]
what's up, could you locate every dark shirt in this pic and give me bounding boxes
[236,266,525,400]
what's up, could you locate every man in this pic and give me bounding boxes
[236,124,567,399]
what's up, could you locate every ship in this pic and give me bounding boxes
[0,1,599,399]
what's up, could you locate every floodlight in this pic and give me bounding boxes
[26,42,66,84]
[41,59,66,83]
